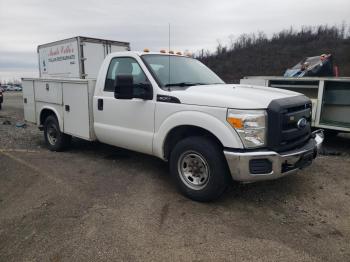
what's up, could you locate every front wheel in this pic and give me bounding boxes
[170,136,230,202]
[43,115,71,151]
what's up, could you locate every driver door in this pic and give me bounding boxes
[93,57,155,154]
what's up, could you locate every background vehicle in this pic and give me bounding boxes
[3,85,10,91]
[1,85,22,92]
[284,54,337,77]
[5,85,21,91]
[13,86,22,91]
[22,51,323,201]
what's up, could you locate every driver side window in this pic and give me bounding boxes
[104,57,149,94]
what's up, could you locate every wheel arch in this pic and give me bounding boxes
[153,111,243,160]
[39,106,63,132]
[163,125,224,160]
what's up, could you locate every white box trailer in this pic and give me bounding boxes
[38,36,130,79]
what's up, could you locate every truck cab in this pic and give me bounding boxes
[22,51,324,202]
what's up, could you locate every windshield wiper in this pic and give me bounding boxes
[164,82,207,87]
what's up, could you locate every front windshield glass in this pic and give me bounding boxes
[142,54,225,88]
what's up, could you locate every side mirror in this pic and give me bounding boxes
[136,83,153,100]
[114,75,133,99]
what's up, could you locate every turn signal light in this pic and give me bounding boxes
[143,48,150,52]
[227,117,243,129]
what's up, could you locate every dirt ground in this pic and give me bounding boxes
[1,92,349,261]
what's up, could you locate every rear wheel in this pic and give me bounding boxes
[170,136,230,202]
[43,115,71,151]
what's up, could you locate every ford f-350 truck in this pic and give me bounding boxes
[22,51,324,201]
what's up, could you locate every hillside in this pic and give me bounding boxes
[199,25,350,83]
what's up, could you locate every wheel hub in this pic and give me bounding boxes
[178,151,210,190]
[47,124,58,145]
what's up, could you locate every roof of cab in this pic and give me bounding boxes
[113,51,187,57]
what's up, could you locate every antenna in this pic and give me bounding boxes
[168,23,171,92]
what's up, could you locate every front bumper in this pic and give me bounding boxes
[224,130,324,182]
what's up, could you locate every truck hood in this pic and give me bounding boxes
[170,84,300,109]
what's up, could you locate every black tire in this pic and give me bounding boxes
[170,136,230,202]
[43,115,71,151]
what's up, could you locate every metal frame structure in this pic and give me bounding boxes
[240,76,350,132]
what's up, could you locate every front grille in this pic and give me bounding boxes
[286,103,311,113]
[267,96,312,152]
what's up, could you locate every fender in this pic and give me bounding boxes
[153,110,243,159]
[37,104,64,132]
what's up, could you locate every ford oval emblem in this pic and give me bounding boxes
[297,117,307,129]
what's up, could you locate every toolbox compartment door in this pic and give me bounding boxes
[62,82,91,140]
[22,80,36,123]
[34,80,63,105]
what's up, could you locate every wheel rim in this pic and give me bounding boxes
[178,151,210,190]
[47,123,58,145]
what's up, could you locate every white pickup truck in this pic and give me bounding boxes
[22,51,324,201]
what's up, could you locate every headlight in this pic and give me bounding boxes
[227,109,267,148]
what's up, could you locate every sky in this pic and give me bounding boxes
[0,0,349,82]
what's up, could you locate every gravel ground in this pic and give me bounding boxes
[0,92,350,261]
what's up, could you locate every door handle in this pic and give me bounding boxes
[65,105,70,112]
[98,99,103,110]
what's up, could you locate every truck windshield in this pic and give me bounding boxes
[141,54,224,89]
